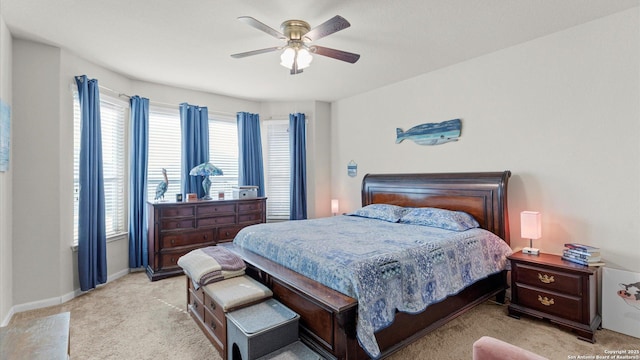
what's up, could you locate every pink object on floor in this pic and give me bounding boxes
[473,336,548,360]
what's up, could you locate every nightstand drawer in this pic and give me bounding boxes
[517,284,583,322]
[514,263,582,296]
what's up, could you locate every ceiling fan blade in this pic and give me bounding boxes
[238,16,286,40]
[311,46,360,63]
[304,15,351,42]
[231,46,281,58]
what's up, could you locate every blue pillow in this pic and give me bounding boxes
[400,207,479,231]
[349,204,408,223]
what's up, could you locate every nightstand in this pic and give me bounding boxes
[507,251,601,343]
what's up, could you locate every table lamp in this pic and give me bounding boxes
[189,162,223,200]
[331,199,339,216]
[521,211,541,255]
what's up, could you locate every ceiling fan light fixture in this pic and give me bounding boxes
[280,47,296,68]
[280,47,313,71]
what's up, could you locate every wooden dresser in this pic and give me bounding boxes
[146,197,266,281]
[508,251,601,342]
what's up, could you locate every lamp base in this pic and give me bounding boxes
[522,247,540,255]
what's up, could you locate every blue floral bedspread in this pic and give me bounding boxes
[233,215,512,358]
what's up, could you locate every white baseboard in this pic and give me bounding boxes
[1,268,131,327]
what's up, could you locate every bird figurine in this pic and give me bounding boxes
[154,168,168,201]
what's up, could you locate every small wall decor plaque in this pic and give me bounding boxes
[347,160,357,177]
[396,118,461,146]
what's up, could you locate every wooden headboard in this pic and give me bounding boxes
[362,171,511,244]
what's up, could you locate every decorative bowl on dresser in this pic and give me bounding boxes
[146,197,266,281]
[507,251,601,342]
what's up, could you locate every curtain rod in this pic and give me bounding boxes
[94,84,237,118]
[91,83,306,119]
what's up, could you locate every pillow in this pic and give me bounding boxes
[400,207,479,231]
[349,204,408,223]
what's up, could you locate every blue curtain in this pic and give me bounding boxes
[75,75,107,291]
[237,112,265,197]
[180,103,209,198]
[128,96,149,269]
[289,113,307,220]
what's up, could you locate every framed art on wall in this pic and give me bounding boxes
[0,99,10,172]
[602,267,640,339]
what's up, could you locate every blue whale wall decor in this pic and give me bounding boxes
[396,118,461,146]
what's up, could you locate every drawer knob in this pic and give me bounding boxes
[193,302,198,310]
[538,273,555,284]
[225,231,230,237]
[210,321,216,330]
[210,301,216,310]
[170,239,175,245]
[537,295,555,306]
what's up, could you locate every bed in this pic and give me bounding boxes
[220,171,512,359]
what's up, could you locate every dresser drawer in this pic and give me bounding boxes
[238,201,263,212]
[517,284,583,323]
[238,213,263,223]
[161,230,214,248]
[217,225,245,242]
[188,280,205,304]
[204,304,226,348]
[161,205,195,218]
[204,292,226,325]
[189,289,205,321]
[514,263,582,296]
[160,218,195,231]
[197,215,236,228]
[159,248,203,269]
[198,203,236,216]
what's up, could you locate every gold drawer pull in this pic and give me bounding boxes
[170,239,175,245]
[538,273,555,284]
[537,295,554,306]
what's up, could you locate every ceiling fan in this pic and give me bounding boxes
[231,15,360,75]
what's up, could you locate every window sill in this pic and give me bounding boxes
[70,232,128,252]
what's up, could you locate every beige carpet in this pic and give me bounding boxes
[8,272,638,360]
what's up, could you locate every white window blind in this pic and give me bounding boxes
[73,93,127,242]
[209,117,239,198]
[265,121,290,220]
[147,107,182,200]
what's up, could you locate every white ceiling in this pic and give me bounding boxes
[2,0,638,102]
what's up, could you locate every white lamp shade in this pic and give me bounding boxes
[280,48,295,68]
[331,199,339,214]
[521,211,541,239]
[297,48,313,69]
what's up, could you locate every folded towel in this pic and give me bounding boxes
[178,246,246,288]
[199,268,246,286]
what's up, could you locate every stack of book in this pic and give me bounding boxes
[562,243,605,267]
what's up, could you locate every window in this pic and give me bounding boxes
[147,107,182,200]
[146,107,238,200]
[73,93,127,243]
[209,116,239,197]
[264,120,290,221]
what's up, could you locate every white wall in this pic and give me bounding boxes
[0,12,14,326]
[332,8,640,272]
